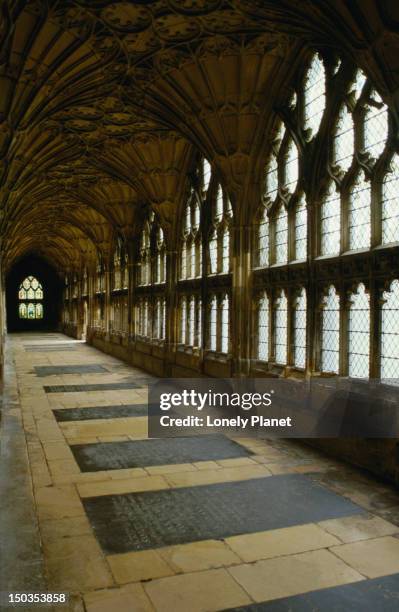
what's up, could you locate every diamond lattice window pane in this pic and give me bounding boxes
[364,91,388,161]
[274,290,288,364]
[381,279,399,382]
[275,206,288,264]
[321,181,341,256]
[294,288,307,368]
[382,154,399,245]
[222,227,230,273]
[285,139,299,193]
[221,295,229,354]
[258,293,269,361]
[348,284,370,378]
[333,104,354,172]
[349,171,371,250]
[209,231,218,274]
[321,286,340,373]
[265,153,278,200]
[257,208,269,267]
[303,54,326,137]
[295,196,307,260]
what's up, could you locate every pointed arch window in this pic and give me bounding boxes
[293,288,307,368]
[294,196,307,260]
[257,292,269,361]
[180,192,202,280]
[18,276,44,319]
[207,184,232,275]
[274,205,288,264]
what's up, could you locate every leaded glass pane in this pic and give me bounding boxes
[215,185,223,220]
[188,296,195,346]
[265,153,278,199]
[221,296,229,354]
[321,286,340,374]
[258,293,269,361]
[180,241,187,279]
[348,284,370,378]
[197,299,202,348]
[275,206,288,264]
[382,154,399,244]
[295,196,307,260]
[19,303,27,319]
[257,208,269,267]
[294,288,307,368]
[209,231,218,274]
[364,91,388,161]
[303,54,326,137]
[222,227,230,273]
[321,181,341,256]
[333,104,354,172]
[275,290,288,364]
[180,298,187,344]
[203,159,211,192]
[209,297,217,351]
[349,171,371,250]
[381,280,399,382]
[285,140,299,193]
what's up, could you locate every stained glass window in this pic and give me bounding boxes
[321,286,340,374]
[18,276,44,319]
[348,283,370,378]
[381,154,399,245]
[349,171,371,250]
[381,280,399,382]
[303,54,326,137]
[274,290,288,364]
[258,292,269,361]
[294,288,307,368]
[321,181,341,256]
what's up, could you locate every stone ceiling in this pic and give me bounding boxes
[1,0,398,272]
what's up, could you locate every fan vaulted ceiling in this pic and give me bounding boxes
[1,0,398,272]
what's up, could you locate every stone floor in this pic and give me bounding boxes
[1,332,399,611]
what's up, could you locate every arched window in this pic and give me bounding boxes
[180,192,202,280]
[155,227,166,284]
[381,154,399,245]
[113,238,123,291]
[381,280,399,381]
[18,276,43,319]
[274,290,288,365]
[303,53,326,138]
[137,298,150,339]
[138,216,152,286]
[349,171,370,250]
[202,158,212,193]
[207,184,232,275]
[284,139,299,193]
[320,181,341,256]
[293,288,307,368]
[320,286,340,374]
[154,298,166,341]
[348,283,370,378]
[257,292,269,361]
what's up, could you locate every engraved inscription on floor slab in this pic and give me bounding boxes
[44,382,143,393]
[223,573,399,612]
[83,474,363,554]
[71,435,251,471]
[34,365,109,376]
[53,404,148,422]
